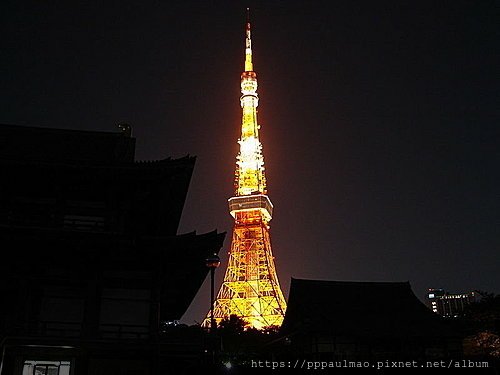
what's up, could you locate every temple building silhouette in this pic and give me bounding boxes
[276,278,464,361]
[0,123,225,374]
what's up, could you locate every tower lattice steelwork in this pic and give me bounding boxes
[204,12,287,329]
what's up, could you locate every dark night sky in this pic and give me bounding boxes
[1,1,498,325]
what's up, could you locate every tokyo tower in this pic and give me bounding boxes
[204,11,287,329]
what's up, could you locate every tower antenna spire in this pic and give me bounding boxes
[245,7,253,72]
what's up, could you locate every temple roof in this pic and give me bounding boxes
[0,123,136,165]
[0,124,197,236]
[281,278,457,338]
[0,123,227,322]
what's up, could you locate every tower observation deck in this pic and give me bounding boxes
[204,11,287,329]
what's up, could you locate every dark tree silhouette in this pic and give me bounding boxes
[215,315,281,368]
[462,291,500,359]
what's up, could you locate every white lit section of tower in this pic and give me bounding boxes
[235,19,267,197]
[229,17,273,222]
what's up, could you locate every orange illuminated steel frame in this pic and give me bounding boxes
[203,13,287,329]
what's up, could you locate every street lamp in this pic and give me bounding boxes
[206,253,220,332]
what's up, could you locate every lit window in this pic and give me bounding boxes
[22,360,71,375]
[428,294,435,298]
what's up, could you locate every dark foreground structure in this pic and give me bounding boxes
[278,278,463,361]
[197,278,499,374]
[0,124,225,374]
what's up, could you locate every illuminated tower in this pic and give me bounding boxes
[205,11,287,329]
